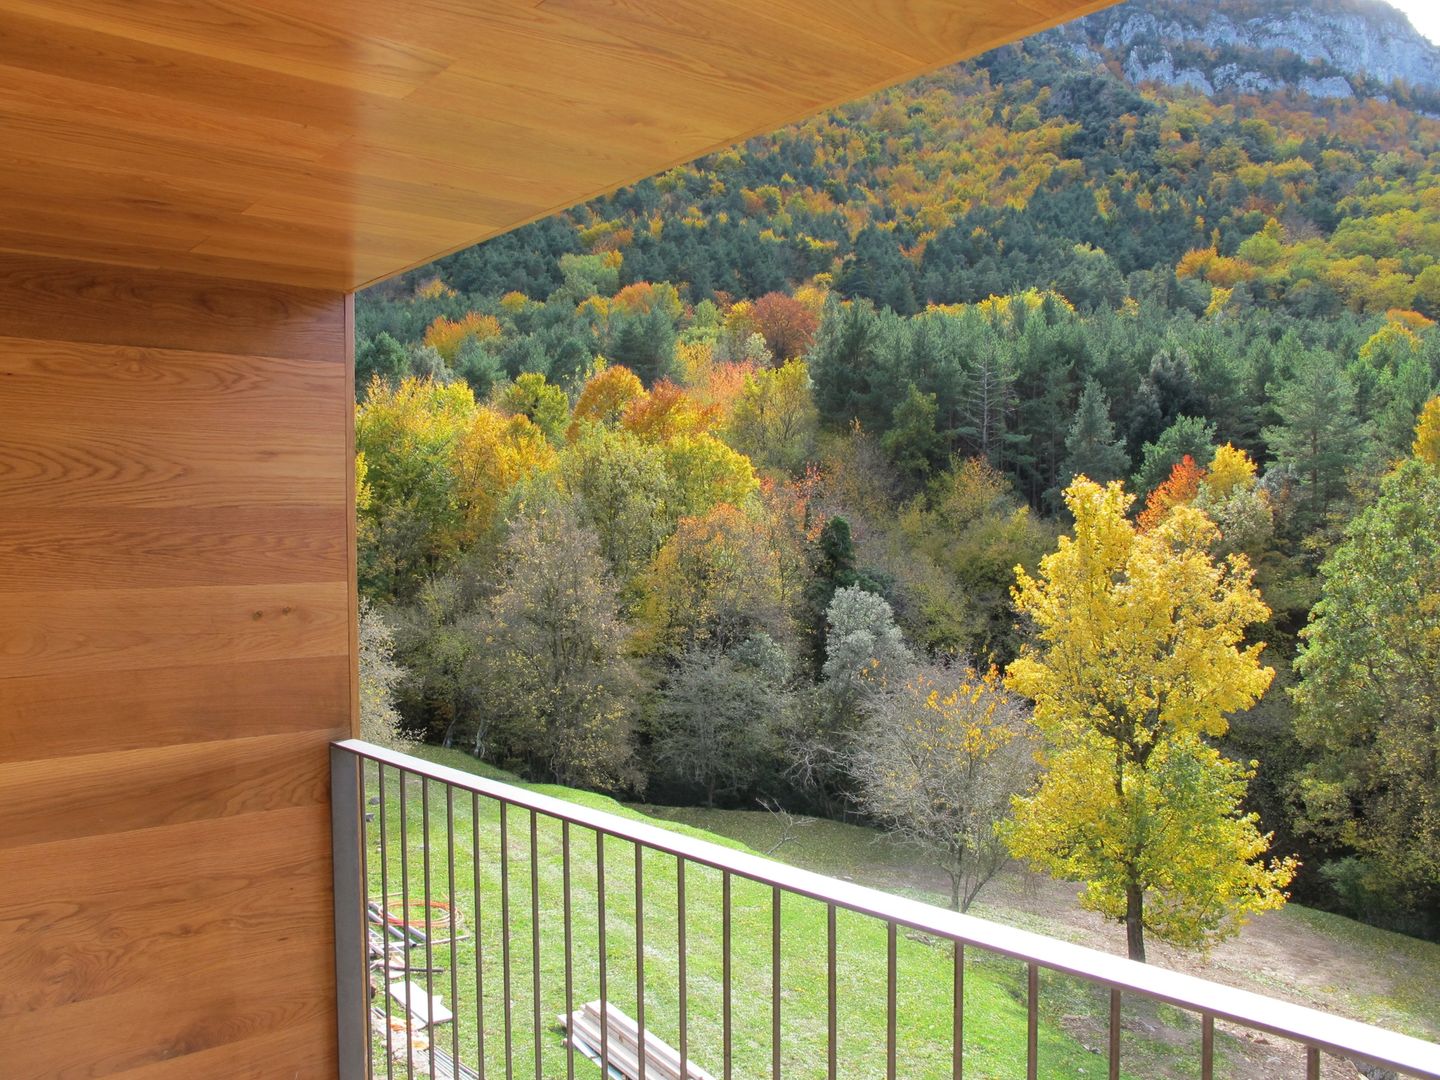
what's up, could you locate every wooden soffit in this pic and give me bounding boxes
[0,0,1114,291]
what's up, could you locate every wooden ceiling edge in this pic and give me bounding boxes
[353,0,1120,294]
[0,1,1117,296]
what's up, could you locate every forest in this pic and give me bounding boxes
[354,27,1440,955]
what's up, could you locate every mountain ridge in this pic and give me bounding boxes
[1049,0,1440,102]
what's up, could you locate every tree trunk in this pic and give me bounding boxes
[1125,884,1146,963]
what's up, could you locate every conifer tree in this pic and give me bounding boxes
[1058,378,1130,489]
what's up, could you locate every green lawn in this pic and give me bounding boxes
[367,747,1440,1078]
[364,746,1148,1079]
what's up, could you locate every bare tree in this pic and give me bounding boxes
[359,598,409,748]
[849,659,1037,911]
[648,635,789,807]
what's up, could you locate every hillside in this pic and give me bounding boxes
[371,0,1440,321]
[354,0,1440,945]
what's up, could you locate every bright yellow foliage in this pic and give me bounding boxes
[662,432,760,520]
[453,408,557,539]
[1005,478,1295,958]
[569,364,646,440]
[414,278,455,300]
[355,450,372,514]
[354,377,480,582]
[1204,286,1234,318]
[1205,443,1258,498]
[1415,395,1440,466]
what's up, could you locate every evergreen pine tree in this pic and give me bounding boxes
[1058,379,1130,490]
[1263,349,1369,531]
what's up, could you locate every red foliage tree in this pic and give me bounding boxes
[750,291,819,361]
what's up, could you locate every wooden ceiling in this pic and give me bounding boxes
[0,0,1115,292]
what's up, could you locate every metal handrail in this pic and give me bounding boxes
[332,738,1440,1079]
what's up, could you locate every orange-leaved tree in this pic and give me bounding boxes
[1137,453,1206,531]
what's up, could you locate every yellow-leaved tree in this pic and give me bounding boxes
[1414,395,1440,465]
[1005,477,1297,961]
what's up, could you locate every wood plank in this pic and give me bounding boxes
[0,423,344,509]
[0,0,1109,289]
[0,223,393,289]
[0,335,344,417]
[0,6,374,127]
[0,731,336,851]
[0,252,353,1077]
[0,804,333,1016]
[0,654,351,763]
[1,0,453,98]
[0,50,352,162]
[105,1012,337,1080]
[0,506,347,591]
[0,580,350,678]
[0,946,335,1080]
[0,253,343,357]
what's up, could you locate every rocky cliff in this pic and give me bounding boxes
[1048,0,1440,101]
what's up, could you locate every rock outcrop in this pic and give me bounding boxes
[1045,0,1440,101]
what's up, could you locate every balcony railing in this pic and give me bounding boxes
[330,739,1440,1080]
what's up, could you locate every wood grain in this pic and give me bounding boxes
[0,732,334,851]
[0,580,350,678]
[0,804,332,1016]
[0,506,348,590]
[0,254,351,1076]
[0,252,343,356]
[0,655,351,764]
[0,0,1116,290]
[105,1013,339,1080]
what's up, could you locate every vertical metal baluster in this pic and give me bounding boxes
[360,762,374,1080]
[677,858,688,1079]
[886,923,897,1080]
[722,871,732,1080]
[952,943,963,1080]
[400,770,413,1079]
[1306,1046,1320,1080]
[562,821,575,1080]
[826,905,837,1080]
[597,832,609,1079]
[1200,1013,1213,1080]
[423,778,436,1080]
[472,792,486,1079]
[1026,963,1039,1080]
[771,887,781,1080]
[500,802,514,1080]
[447,785,460,1077]
[531,811,542,1080]
[379,766,394,1080]
[635,845,646,1080]
[1108,987,1121,1080]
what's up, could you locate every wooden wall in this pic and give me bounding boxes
[0,254,355,1078]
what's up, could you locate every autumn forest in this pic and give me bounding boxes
[354,10,1440,956]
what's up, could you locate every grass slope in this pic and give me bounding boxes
[643,804,1440,1076]
[366,746,1138,1079]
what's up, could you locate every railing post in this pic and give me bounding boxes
[331,744,369,1080]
